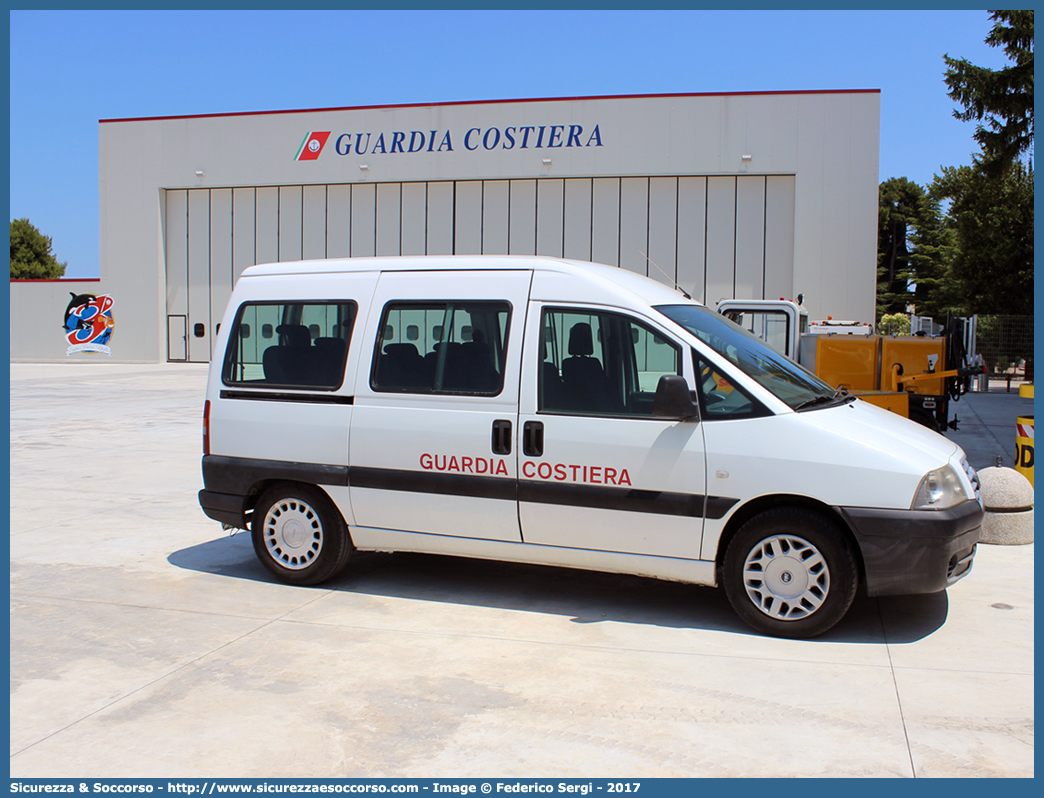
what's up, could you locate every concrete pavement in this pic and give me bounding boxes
[9,363,1034,777]
[944,383,1034,472]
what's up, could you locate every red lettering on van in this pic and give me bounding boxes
[520,460,633,487]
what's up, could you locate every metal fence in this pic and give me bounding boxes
[881,314,1034,388]
[972,315,1034,386]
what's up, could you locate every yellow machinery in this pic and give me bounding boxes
[807,333,964,430]
[719,300,982,431]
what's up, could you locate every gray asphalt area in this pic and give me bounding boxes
[9,363,1034,777]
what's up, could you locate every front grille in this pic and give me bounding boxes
[961,456,981,501]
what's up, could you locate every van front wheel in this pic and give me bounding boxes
[251,484,352,586]
[723,509,857,638]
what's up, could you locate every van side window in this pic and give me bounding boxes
[540,308,681,417]
[222,301,357,389]
[371,301,510,395]
[692,352,769,420]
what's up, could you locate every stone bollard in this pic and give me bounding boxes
[977,466,1034,545]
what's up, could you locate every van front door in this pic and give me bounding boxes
[349,270,532,542]
[517,305,710,560]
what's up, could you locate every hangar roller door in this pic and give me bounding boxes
[163,175,795,362]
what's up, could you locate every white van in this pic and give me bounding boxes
[199,256,982,638]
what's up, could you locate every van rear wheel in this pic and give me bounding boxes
[723,508,857,638]
[251,483,352,586]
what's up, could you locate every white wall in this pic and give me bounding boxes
[8,279,143,361]
[11,91,880,363]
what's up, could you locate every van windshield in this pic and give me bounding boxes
[656,304,843,410]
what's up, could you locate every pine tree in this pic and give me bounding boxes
[933,10,1034,316]
[10,218,68,279]
[943,10,1034,174]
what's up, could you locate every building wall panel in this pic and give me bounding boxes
[591,177,620,266]
[302,185,327,260]
[232,188,256,284]
[164,189,188,317]
[676,177,707,302]
[764,175,796,302]
[426,182,454,255]
[255,186,279,265]
[278,185,303,262]
[327,184,352,257]
[481,180,509,254]
[508,180,536,255]
[209,188,233,336]
[619,177,649,276]
[351,183,377,257]
[647,177,678,289]
[536,179,564,258]
[454,181,483,255]
[563,178,592,262]
[187,189,211,361]
[734,176,767,299]
[376,183,401,256]
[400,182,427,255]
[705,176,736,307]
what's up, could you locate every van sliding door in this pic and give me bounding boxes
[349,270,532,542]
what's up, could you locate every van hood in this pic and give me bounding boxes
[802,397,959,470]
[701,397,966,513]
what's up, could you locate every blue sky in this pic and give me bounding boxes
[9,9,1009,279]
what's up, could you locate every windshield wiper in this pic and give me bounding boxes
[794,387,855,412]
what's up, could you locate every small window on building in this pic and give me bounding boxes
[371,301,510,395]
[222,300,358,390]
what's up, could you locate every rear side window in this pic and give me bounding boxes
[371,301,510,395]
[222,301,358,389]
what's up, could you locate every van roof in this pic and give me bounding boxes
[241,255,701,308]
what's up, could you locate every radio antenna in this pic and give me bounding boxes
[641,251,691,300]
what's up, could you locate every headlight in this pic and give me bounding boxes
[912,465,969,510]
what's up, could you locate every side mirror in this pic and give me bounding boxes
[653,375,700,421]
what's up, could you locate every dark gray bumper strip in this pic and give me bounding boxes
[200,456,737,523]
[836,501,983,597]
[202,455,349,497]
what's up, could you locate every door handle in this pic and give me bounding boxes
[523,421,544,457]
[491,419,512,455]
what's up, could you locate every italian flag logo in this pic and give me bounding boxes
[296,131,331,161]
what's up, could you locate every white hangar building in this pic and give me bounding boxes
[10,90,880,363]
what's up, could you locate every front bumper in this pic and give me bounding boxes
[836,500,983,597]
